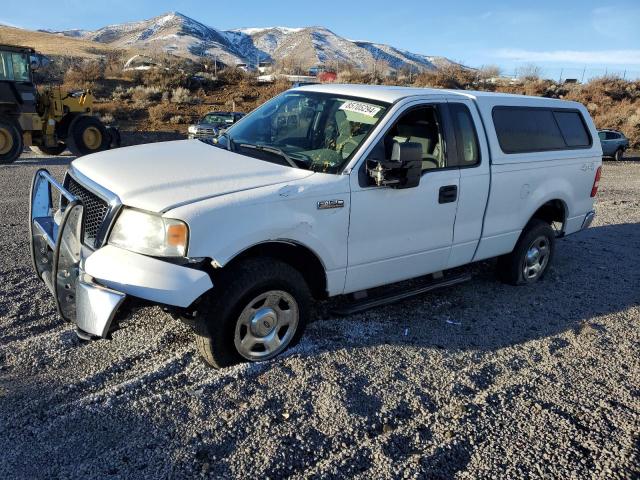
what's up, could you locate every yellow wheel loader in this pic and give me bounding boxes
[0,44,119,164]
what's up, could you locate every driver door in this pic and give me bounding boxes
[345,101,460,293]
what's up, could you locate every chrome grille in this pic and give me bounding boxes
[66,176,110,246]
[195,128,216,137]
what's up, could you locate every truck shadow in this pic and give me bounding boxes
[308,221,640,356]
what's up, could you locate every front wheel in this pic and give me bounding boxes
[0,116,23,164]
[66,115,110,157]
[614,148,624,161]
[194,258,311,368]
[497,219,556,286]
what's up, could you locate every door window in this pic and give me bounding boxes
[372,106,447,172]
[11,53,30,82]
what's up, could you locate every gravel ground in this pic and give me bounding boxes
[1,152,639,479]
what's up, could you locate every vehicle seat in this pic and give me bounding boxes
[396,122,441,169]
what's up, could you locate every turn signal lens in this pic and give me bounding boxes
[167,224,188,248]
[591,166,602,197]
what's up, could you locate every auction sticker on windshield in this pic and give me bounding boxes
[339,101,382,117]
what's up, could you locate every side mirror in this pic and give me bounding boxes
[367,142,422,189]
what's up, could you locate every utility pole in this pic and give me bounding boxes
[581,66,586,83]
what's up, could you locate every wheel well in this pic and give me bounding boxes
[217,242,328,299]
[531,200,566,235]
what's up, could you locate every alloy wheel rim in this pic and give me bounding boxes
[234,290,299,361]
[0,127,12,155]
[82,127,102,150]
[523,235,550,281]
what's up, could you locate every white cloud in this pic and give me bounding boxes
[494,48,640,66]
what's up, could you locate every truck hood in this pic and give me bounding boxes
[70,140,314,212]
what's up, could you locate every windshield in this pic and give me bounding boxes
[216,91,389,173]
[202,113,235,125]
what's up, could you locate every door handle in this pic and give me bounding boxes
[438,185,458,204]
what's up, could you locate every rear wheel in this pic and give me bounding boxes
[614,148,624,161]
[194,258,311,368]
[0,116,23,164]
[30,143,67,156]
[497,219,556,286]
[66,115,110,157]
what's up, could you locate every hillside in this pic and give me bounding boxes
[0,25,123,59]
[46,12,459,71]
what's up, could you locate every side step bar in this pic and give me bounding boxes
[332,273,472,316]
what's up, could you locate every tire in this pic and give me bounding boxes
[0,116,23,164]
[614,148,624,161]
[30,143,66,156]
[497,218,556,286]
[66,115,110,157]
[194,258,311,368]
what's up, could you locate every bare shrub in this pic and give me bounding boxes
[148,103,174,123]
[412,65,476,89]
[169,115,186,124]
[171,87,195,104]
[64,60,106,87]
[217,68,249,84]
[517,64,542,82]
[131,86,163,103]
[111,86,132,101]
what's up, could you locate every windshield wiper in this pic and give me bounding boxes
[237,143,299,169]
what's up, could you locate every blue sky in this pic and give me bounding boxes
[2,0,640,79]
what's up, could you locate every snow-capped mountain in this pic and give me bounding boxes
[50,12,459,72]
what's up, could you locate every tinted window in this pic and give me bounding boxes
[493,107,591,153]
[605,132,620,140]
[553,111,590,147]
[598,132,606,141]
[450,103,480,166]
[493,108,565,153]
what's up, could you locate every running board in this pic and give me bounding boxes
[331,273,472,316]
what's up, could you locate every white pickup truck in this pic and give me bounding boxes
[30,84,602,368]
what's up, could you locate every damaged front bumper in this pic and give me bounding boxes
[29,169,212,339]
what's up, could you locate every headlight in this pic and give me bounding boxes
[188,125,198,134]
[109,208,189,257]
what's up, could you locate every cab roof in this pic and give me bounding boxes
[0,44,35,54]
[293,83,576,107]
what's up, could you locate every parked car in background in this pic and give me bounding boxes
[598,129,629,160]
[188,111,244,140]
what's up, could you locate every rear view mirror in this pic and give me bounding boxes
[367,141,422,189]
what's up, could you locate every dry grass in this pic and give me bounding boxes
[0,26,125,59]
